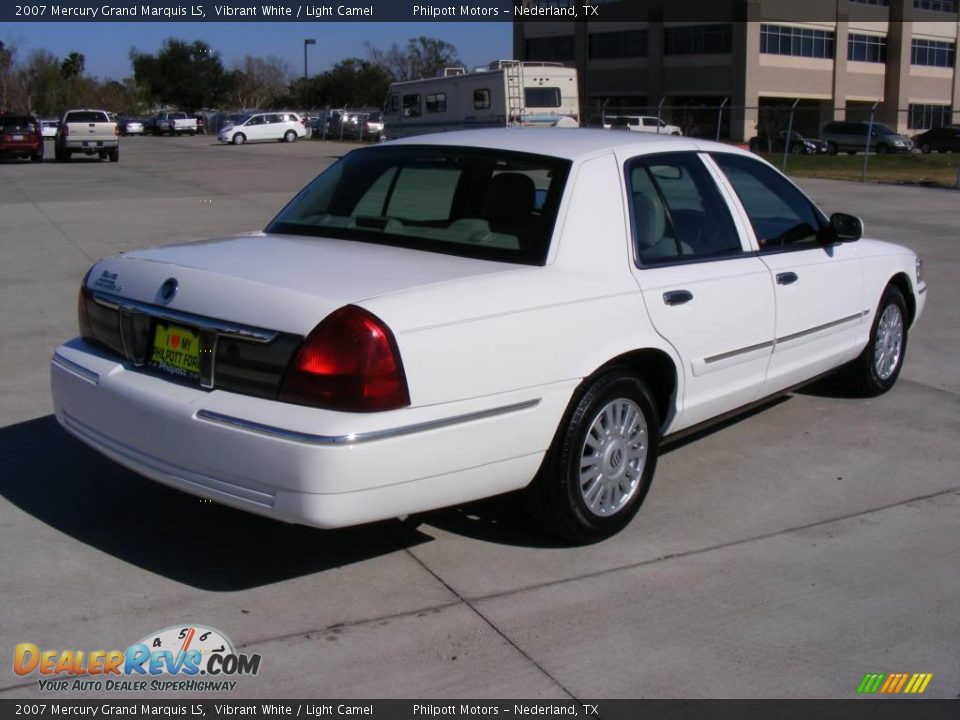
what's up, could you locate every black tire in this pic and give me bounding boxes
[827,142,838,155]
[55,146,69,162]
[283,130,297,143]
[31,149,43,163]
[527,368,660,544]
[232,133,246,146]
[921,143,931,154]
[876,143,889,154]
[792,144,804,155]
[98,150,107,160]
[108,148,119,163]
[848,285,909,397]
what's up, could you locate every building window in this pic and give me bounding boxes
[473,89,491,110]
[525,35,574,62]
[908,104,954,129]
[850,0,888,5]
[426,93,447,113]
[760,24,835,59]
[848,34,887,62]
[911,39,955,67]
[913,1,957,11]
[589,30,648,59]
[664,24,733,55]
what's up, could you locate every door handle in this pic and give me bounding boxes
[663,290,694,306]
[776,272,799,286]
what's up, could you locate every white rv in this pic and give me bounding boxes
[383,61,579,140]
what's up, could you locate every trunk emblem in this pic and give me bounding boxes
[158,278,178,304]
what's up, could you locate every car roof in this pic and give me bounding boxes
[387,128,742,161]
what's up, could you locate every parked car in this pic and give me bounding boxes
[821,121,913,154]
[119,117,145,136]
[0,113,44,162]
[749,130,828,155]
[39,119,59,139]
[604,115,683,136]
[51,130,926,543]
[154,111,198,136]
[55,109,119,162]
[217,112,306,145]
[912,125,960,154]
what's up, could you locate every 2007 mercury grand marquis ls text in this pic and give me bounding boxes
[51,129,926,543]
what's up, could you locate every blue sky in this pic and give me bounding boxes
[4,22,513,80]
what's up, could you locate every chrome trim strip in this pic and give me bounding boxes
[918,286,927,295]
[704,340,774,365]
[91,291,277,343]
[52,353,99,384]
[195,399,542,446]
[776,311,868,345]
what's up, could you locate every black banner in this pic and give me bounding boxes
[1,700,959,720]
[4,0,960,23]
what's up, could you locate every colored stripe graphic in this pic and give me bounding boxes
[858,672,932,694]
[858,673,886,693]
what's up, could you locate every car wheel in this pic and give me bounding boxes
[876,143,889,154]
[108,148,119,163]
[232,133,246,146]
[55,146,69,162]
[284,130,297,143]
[827,142,838,155]
[98,151,107,160]
[671,131,681,136]
[527,368,660,544]
[921,143,931,154]
[31,149,43,163]
[849,285,909,397]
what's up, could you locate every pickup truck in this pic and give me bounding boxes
[54,109,119,162]
[153,112,198,136]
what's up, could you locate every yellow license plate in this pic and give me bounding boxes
[150,322,201,381]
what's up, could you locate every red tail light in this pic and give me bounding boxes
[279,305,409,412]
[63,125,69,137]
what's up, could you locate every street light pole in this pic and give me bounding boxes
[304,38,316,123]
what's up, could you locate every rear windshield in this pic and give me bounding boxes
[0,117,35,133]
[266,146,571,265]
[169,112,188,120]
[525,87,562,108]
[65,111,109,123]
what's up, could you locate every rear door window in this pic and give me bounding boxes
[524,87,561,108]
[65,111,108,123]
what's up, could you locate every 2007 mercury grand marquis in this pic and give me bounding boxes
[51,129,926,543]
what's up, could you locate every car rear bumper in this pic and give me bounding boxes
[51,338,568,529]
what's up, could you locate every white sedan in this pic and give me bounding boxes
[51,129,926,543]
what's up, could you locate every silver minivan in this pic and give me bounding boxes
[821,121,913,154]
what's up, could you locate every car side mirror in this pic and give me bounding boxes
[830,213,863,242]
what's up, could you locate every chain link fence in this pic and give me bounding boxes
[586,100,960,187]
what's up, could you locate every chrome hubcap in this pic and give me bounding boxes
[874,304,903,381]
[579,399,647,517]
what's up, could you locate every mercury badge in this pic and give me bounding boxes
[157,278,178,305]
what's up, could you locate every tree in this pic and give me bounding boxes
[18,50,62,115]
[231,55,290,109]
[131,39,231,109]
[367,36,462,81]
[0,40,16,110]
[316,58,393,107]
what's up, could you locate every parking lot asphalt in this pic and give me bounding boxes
[1,136,957,699]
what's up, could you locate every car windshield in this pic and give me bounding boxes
[267,146,572,265]
[873,125,897,136]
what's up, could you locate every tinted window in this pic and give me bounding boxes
[473,89,491,109]
[525,87,561,108]
[0,116,36,132]
[626,153,742,264]
[267,146,571,266]
[711,153,826,249]
[65,111,109,123]
[402,94,421,117]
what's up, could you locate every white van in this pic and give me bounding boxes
[217,112,307,145]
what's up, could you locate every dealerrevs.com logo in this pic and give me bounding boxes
[14,625,261,692]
